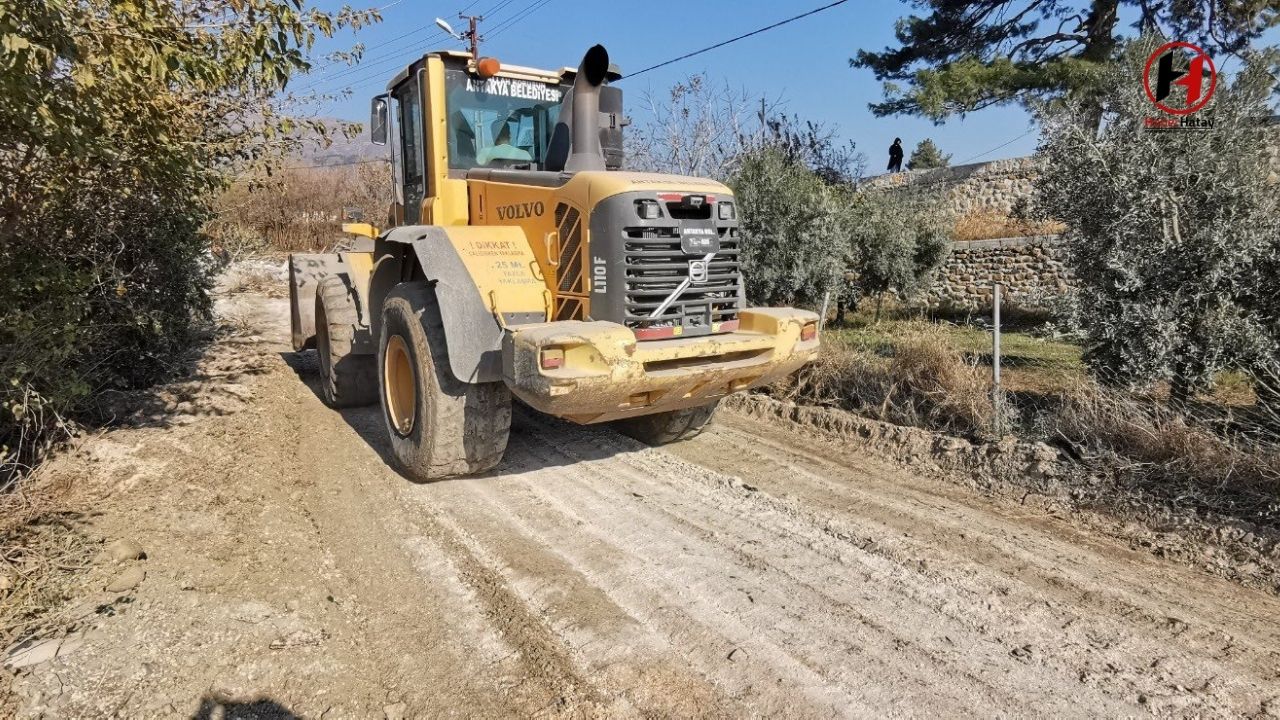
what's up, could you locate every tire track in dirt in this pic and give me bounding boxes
[499,420,1133,716]
[12,287,1280,718]
[397,407,1280,717]
[667,416,1280,715]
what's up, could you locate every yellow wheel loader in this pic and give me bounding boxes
[288,44,819,481]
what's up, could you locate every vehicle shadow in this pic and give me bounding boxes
[280,350,397,466]
[280,351,641,481]
[190,693,299,719]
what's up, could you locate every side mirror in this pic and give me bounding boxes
[370,95,389,146]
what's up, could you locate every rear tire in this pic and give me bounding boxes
[378,282,511,481]
[614,401,719,445]
[315,276,378,408]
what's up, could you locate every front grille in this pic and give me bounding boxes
[622,226,741,331]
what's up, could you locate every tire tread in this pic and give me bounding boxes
[379,282,510,480]
[316,276,378,408]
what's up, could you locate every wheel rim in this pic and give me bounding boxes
[384,334,416,436]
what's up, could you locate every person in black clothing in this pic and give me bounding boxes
[887,137,904,173]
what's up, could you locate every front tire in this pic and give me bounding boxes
[614,401,719,445]
[378,282,511,481]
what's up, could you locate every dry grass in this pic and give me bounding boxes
[774,320,1280,527]
[773,324,1005,438]
[952,210,1065,242]
[829,315,1086,396]
[222,266,285,298]
[1049,383,1280,521]
[0,469,92,654]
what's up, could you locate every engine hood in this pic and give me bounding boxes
[571,171,733,206]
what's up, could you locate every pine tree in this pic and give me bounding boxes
[907,139,951,170]
[851,1,1277,123]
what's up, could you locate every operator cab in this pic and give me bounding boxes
[443,66,570,171]
[369,52,625,224]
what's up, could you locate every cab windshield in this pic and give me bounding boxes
[444,67,569,170]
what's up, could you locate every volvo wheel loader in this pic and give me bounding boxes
[287,44,819,481]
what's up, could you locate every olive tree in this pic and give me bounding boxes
[1032,39,1280,401]
[844,189,952,321]
[730,147,848,309]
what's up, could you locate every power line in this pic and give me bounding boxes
[486,0,555,39]
[298,29,443,92]
[302,0,544,95]
[302,0,413,76]
[621,0,851,80]
[480,0,520,21]
[306,32,446,95]
[955,127,1038,165]
[298,0,483,91]
[313,0,543,96]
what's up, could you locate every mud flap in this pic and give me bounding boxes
[289,253,349,351]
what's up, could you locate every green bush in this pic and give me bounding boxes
[0,0,375,481]
[844,189,951,319]
[1032,39,1280,401]
[731,147,848,309]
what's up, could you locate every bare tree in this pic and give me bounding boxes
[626,75,782,179]
[626,74,866,185]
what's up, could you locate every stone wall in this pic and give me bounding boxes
[864,131,1278,309]
[925,235,1073,310]
[859,158,1067,309]
[860,156,1041,219]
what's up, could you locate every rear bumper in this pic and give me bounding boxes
[502,308,819,423]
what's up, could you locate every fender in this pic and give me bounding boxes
[379,225,549,384]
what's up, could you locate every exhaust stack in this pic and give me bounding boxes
[563,44,609,173]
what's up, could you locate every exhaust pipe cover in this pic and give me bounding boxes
[550,44,611,173]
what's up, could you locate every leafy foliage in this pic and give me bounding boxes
[730,148,848,309]
[0,0,377,480]
[844,190,952,317]
[1031,39,1280,399]
[851,0,1279,121]
[907,138,952,169]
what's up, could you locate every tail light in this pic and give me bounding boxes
[801,322,818,342]
[540,348,565,370]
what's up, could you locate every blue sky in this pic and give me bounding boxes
[296,0,1274,169]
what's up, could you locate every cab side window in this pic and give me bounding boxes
[393,76,425,223]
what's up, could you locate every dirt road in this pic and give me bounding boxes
[8,281,1280,718]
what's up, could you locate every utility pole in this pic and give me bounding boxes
[458,14,483,58]
[992,282,1003,437]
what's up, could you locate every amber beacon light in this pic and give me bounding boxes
[476,56,501,78]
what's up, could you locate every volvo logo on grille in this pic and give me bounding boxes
[688,259,709,283]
